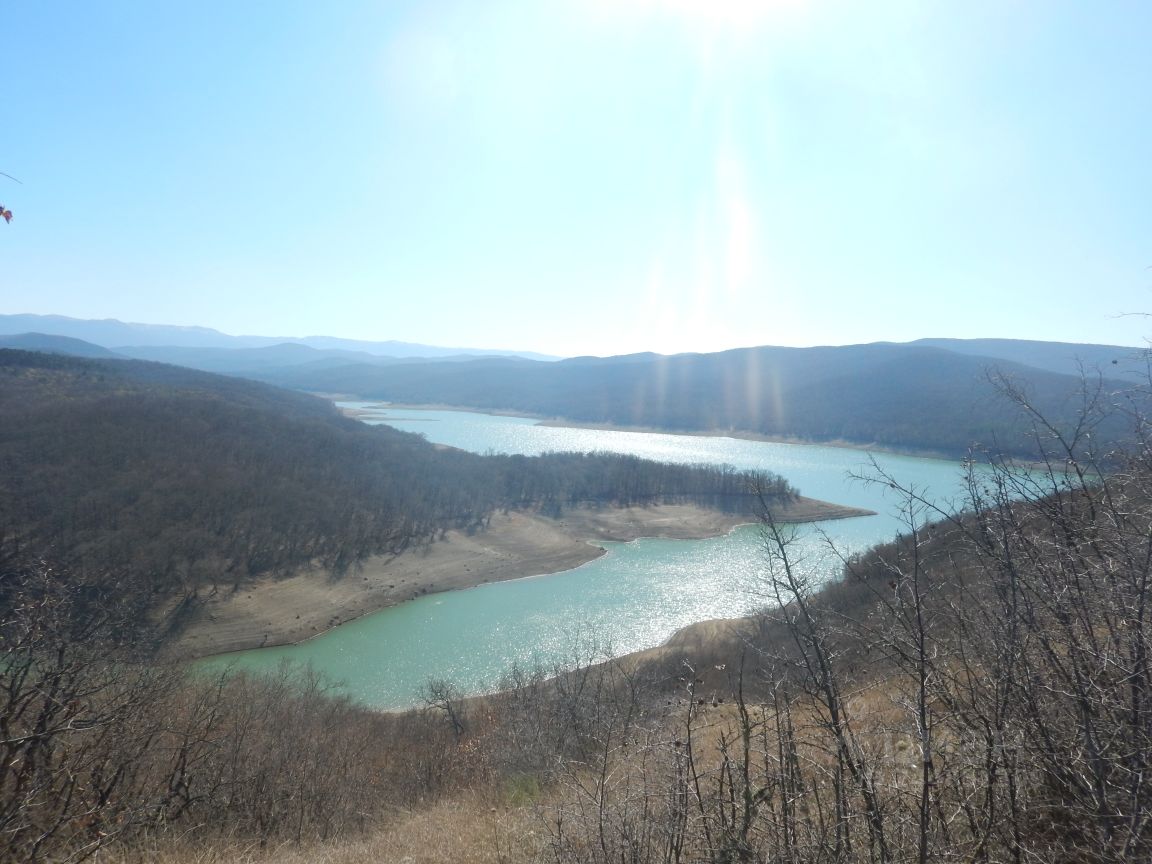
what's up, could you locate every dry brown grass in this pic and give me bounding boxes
[101,792,545,864]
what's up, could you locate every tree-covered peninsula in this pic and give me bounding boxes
[0,349,797,603]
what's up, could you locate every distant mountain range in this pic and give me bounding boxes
[3,313,1146,460]
[906,337,1147,381]
[0,314,557,361]
[0,331,123,358]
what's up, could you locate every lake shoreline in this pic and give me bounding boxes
[170,498,873,661]
[337,401,966,463]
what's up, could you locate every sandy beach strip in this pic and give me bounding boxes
[170,498,872,660]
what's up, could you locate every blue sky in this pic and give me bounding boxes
[2,1,1150,357]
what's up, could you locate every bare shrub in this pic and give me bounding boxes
[536,373,1152,863]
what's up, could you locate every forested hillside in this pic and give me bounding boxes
[253,342,1139,458]
[0,350,793,599]
[5,371,1150,863]
[5,321,1140,460]
[910,336,1145,380]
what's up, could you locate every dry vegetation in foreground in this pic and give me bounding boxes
[100,793,545,864]
[5,378,1152,863]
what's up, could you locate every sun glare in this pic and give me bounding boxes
[607,0,804,32]
[665,0,795,27]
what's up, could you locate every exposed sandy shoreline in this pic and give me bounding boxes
[171,498,872,661]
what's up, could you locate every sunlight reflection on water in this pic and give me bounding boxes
[198,408,972,708]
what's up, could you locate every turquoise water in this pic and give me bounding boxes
[199,407,975,708]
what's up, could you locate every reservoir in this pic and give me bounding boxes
[200,407,978,708]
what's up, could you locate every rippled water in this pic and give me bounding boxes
[199,407,975,708]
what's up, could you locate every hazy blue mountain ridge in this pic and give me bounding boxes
[910,337,1147,381]
[0,314,557,360]
[0,332,124,358]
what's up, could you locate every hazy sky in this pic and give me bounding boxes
[2,1,1150,357]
